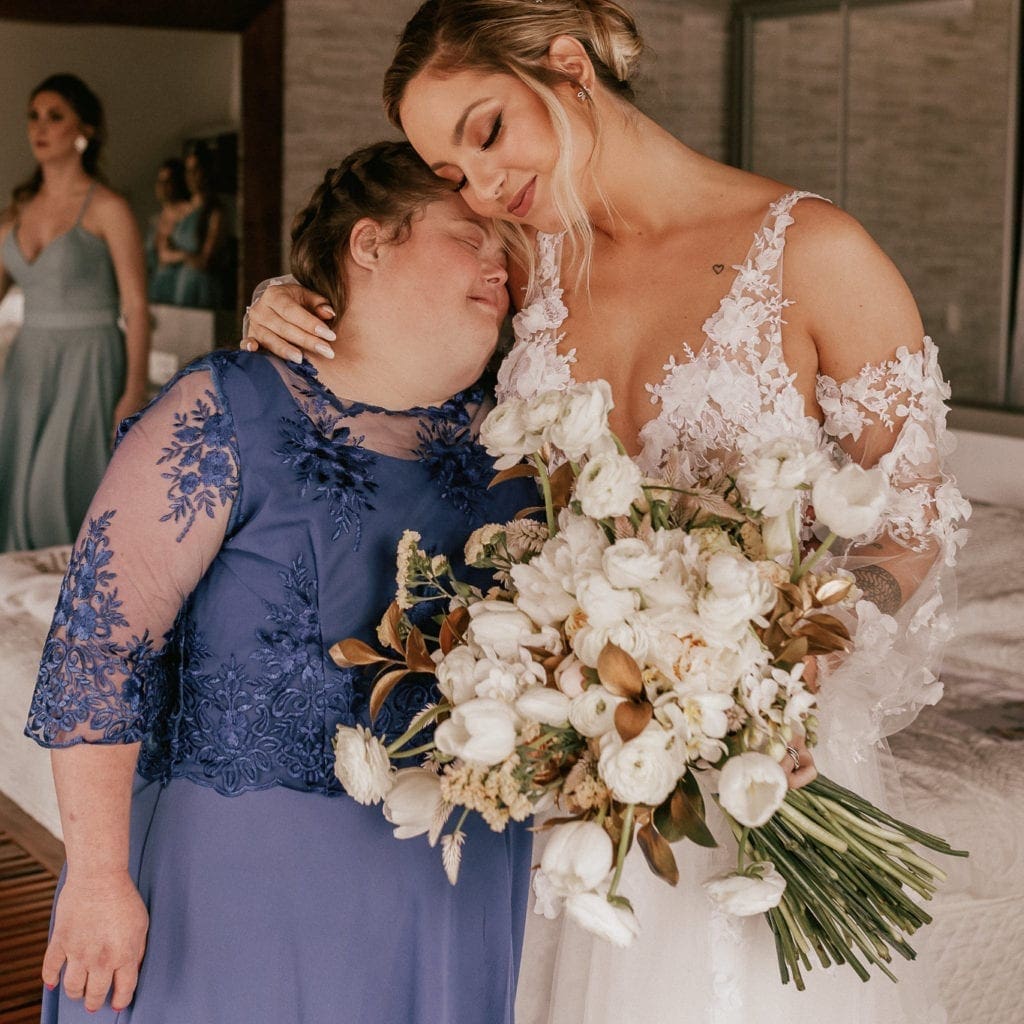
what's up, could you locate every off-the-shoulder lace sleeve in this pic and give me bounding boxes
[24,363,240,747]
[813,337,971,749]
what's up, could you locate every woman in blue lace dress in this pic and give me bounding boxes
[25,140,533,1023]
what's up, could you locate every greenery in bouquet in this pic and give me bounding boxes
[330,379,966,989]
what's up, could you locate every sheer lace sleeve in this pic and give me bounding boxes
[813,337,971,748]
[242,275,297,339]
[24,362,240,747]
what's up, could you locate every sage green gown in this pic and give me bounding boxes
[0,185,125,551]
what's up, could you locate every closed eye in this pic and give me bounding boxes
[481,114,502,151]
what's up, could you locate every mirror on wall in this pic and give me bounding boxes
[734,0,1022,413]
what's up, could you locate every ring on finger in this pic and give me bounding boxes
[785,745,801,771]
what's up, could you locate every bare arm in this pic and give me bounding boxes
[45,744,148,1013]
[185,206,224,272]
[99,193,151,427]
[0,219,14,303]
[241,276,337,361]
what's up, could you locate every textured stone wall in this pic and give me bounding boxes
[747,0,1017,406]
[281,0,731,251]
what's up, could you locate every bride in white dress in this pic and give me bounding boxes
[245,1,970,1020]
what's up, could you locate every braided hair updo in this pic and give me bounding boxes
[289,140,456,322]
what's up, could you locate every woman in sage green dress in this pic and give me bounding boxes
[0,73,150,551]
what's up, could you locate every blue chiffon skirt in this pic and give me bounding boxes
[42,776,531,1023]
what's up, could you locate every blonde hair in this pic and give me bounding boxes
[383,0,643,292]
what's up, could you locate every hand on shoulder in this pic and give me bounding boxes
[782,198,925,380]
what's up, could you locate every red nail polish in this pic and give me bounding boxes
[45,982,56,991]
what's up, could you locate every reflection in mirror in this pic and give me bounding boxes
[738,0,1021,412]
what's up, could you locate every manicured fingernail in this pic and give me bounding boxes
[319,305,336,319]
[315,344,335,359]
[45,982,56,991]
[314,325,337,342]
[288,350,303,364]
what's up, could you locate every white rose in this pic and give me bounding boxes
[523,388,568,436]
[812,463,890,539]
[575,572,640,629]
[568,685,625,737]
[598,723,680,806]
[703,863,787,916]
[479,399,540,469]
[717,752,788,827]
[383,768,443,839]
[546,380,615,461]
[565,892,641,948]
[736,438,829,517]
[602,538,663,590]
[434,698,519,766]
[333,724,395,805]
[466,600,537,659]
[554,654,587,698]
[436,646,481,705]
[574,452,644,520]
[540,820,615,895]
[510,553,578,628]
[515,685,572,727]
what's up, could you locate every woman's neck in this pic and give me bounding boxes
[39,159,92,198]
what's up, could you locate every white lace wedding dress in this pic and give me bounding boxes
[501,191,970,1024]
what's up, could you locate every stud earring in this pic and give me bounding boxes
[576,86,590,102]
[74,135,88,155]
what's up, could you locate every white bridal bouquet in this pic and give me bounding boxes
[331,380,966,989]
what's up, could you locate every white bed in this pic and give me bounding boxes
[1,506,1021,1021]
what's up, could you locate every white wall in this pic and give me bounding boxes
[949,429,1024,509]
[0,21,240,234]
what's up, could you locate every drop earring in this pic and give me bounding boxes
[74,135,88,155]
[576,85,590,102]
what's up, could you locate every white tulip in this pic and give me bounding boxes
[761,514,794,561]
[333,724,395,805]
[565,892,641,948]
[510,554,578,628]
[434,698,519,766]
[598,724,681,807]
[811,463,890,539]
[717,752,789,827]
[554,654,587,698]
[574,452,644,520]
[540,821,615,895]
[704,863,787,916]
[436,646,481,705]
[383,768,443,840]
[466,600,537,660]
[515,685,572,727]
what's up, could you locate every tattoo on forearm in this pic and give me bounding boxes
[852,565,902,615]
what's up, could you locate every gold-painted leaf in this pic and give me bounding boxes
[488,462,539,489]
[795,622,850,654]
[614,700,653,743]
[404,627,436,673]
[380,602,404,654]
[805,612,849,634]
[776,635,810,666]
[637,822,680,885]
[653,774,718,848]
[369,668,411,722]
[598,642,644,699]
[548,462,577,508]
[329,638,389,668]
[514,506,547,520]
[439,607,470,655]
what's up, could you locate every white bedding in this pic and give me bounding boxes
[0,507,1021,1021]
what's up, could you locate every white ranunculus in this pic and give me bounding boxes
[509,553,578,628]
[568,685,625,738]
[540,820,615,895]
[473,656,544,703]
[736,438,829,517]
[703,863,787,916]
[516,685,572,727]
[434,698,519,766]
[575,572,640,629]
[333,724,395,805]
[547,380,615,461]
[598,723,681,806]
[383,768,443,839]
[574,452,644,520]
[523,388,568,436]
[436,646,481,705]
[717,751,789,827]
[602,537,663,590]
[698,552,776,641]
[565,892,641,948]
[812,463,890,539]
[478,399,540,469]
[554,654,587,698]
[466,600,537,660]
